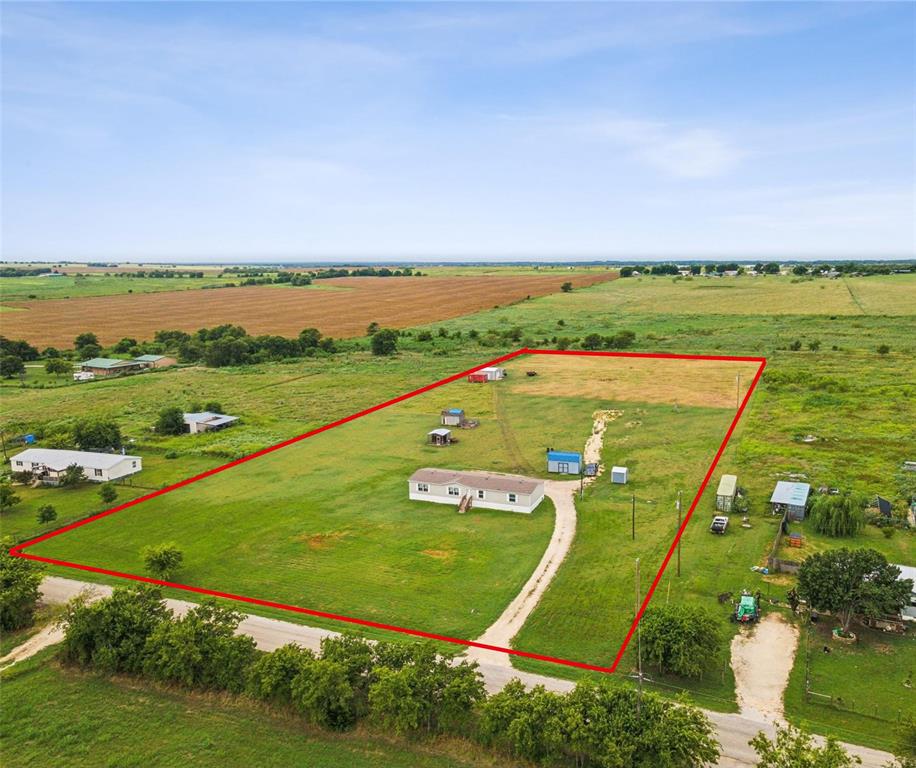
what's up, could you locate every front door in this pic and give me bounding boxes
[558,462,569,473]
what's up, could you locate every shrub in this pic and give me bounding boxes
[247,643,313,706]
[98,484,118,505]
[640,604,722,678]
[370,329,398,356]
[561,282,573,292]
[155,406,186,436]
[141,542,183,580]
[878,344,890,355]
[36,504,57,524]
[416,331,433,342]
[0,544,43,631]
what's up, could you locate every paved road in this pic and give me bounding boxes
[32,576,894,768]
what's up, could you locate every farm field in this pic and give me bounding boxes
[0,651,487,768]
[19,354,753,661]
[0,273,232,302]
[0,271,616,347]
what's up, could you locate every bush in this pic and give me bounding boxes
[247,643,313,706]
[878,344,890,355]
[416,331,433,342]
[155,406,186,436]
[141,542,183,579]
[36,504,57,524]
[98,484,118,505]
[370,329,398,356]
[640,604,722,678]
[0,544,43,631]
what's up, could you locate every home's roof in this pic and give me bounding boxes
[410,468,542,495]
[480,366,503,373]
[81,357,138,369]
[134,354,168,362]
[428,428,451,437]
[11,448,140,470]
[892,564,916,589]
[547,450,581,463]
[717,474,738,497]
[183,412,238,427]
[770,481,811,506]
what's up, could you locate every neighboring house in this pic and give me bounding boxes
[183,412,239,434]
[80,357,144,377]
[770,481,811,521]
[716,474,738,512]
[10,448,142,484]
[408,468,544,514]
[427,428,452,446]
[135,354,177,369]
[547,450,581,475]
[441,408,465,427]
[892,564,916,622]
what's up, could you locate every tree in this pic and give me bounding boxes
[365,322,380,336]
[0,482,21,512]
[58,463,86,487]
[797,548,912,635]
[641,604,723,678]
[291,656,357,730]
[45,357,71,377]
[370,329,398,356]
[298,328,322,349]
[619,267,634,277]
[141,542,184,580]
[60,586,169,673]
[155,406,186,436]
[73,418,122,452]
[878,344,890,355]
[750,724,861,767]
[36,504,57,524]
[203,401,222,413]
[98,484,118,505]
[808,491,866,537]
[0,543,43,631]
[0,355,25,378]
[792,265,808,275]
[247,643,313,706]
[561,281,573,292]
[73,332,99,350]
[112,337,138,353]
[581,333,603,350]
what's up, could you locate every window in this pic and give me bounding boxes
[94,469,103,477]
[15,460,22,467]
[508,493,517,503]
[477,489,485,499]
[131,461,137,468]
[417,483,429,493]
[448,486,460,497]
[558,462,569,473]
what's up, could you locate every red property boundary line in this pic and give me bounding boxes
[12,349,766,675]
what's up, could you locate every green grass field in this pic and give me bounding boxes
[0,650,489,768]
[0,273,232,303]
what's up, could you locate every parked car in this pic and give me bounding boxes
[710,515,729,534]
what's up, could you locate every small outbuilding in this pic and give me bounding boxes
[408,468,544,514]
[427,428,453,446]
[10,448,142,484]
[480,367,506,381]
[611,466,628,484]
[183,412,239,434]
[770,481,811,521]
[716,474,738,512]
[135,354,177,369]
[441,408,465,427]
[547,450,581,474]
[467,372,488,383]
[891,564,916,622]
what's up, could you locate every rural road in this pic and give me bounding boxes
[18,576,894,768]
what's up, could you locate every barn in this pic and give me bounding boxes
[408,468,544,514]
[10,448,142,484]
[135,354,177,369]
[441,408,465,426]
[716,474,738,512]
[80,357,143,377]
[547,450,581,474]
[770,481,811,521]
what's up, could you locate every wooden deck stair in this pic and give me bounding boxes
[458,494,473,514]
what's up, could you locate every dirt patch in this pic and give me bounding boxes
[421,549,456,562]
[1,273,616,347]
[730,612,799,723]
[509,355,761,408]
[298,531,349,550]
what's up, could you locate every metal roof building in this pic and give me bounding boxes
[770,481,811,521]
[547,450,581,475]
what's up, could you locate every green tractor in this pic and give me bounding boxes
[733,591,760,623]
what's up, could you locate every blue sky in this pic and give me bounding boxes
[2,2,914,262]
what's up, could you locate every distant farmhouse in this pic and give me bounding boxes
[770,481,811,521]
[409,468,544,514]
[10,448,142,484]
[183,411,239,434]
[80,355,177,378]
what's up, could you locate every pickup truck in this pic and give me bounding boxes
[710,515,729,534]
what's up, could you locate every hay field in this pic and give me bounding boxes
[1,272,615,347]
[510,355,762,408]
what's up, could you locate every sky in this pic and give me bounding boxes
[2,2,914,263]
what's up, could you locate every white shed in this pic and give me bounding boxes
[611,466,628,484]
[716,474,738,512]
[479,367,506,381]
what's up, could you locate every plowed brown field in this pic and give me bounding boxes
[1,273,615,347]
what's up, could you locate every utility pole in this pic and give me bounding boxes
[635,557,643,712]
[676,491,682,577]
[631,494,636,541]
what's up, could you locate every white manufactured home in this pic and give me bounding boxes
[10,448,142,484]
[408,468,544,514]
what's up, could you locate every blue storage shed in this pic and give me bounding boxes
[547,450,581,474]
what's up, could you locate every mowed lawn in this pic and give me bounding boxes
[0,652,487,768]
[24,373,607,641]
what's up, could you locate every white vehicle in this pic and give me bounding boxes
[710,515,729,534]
